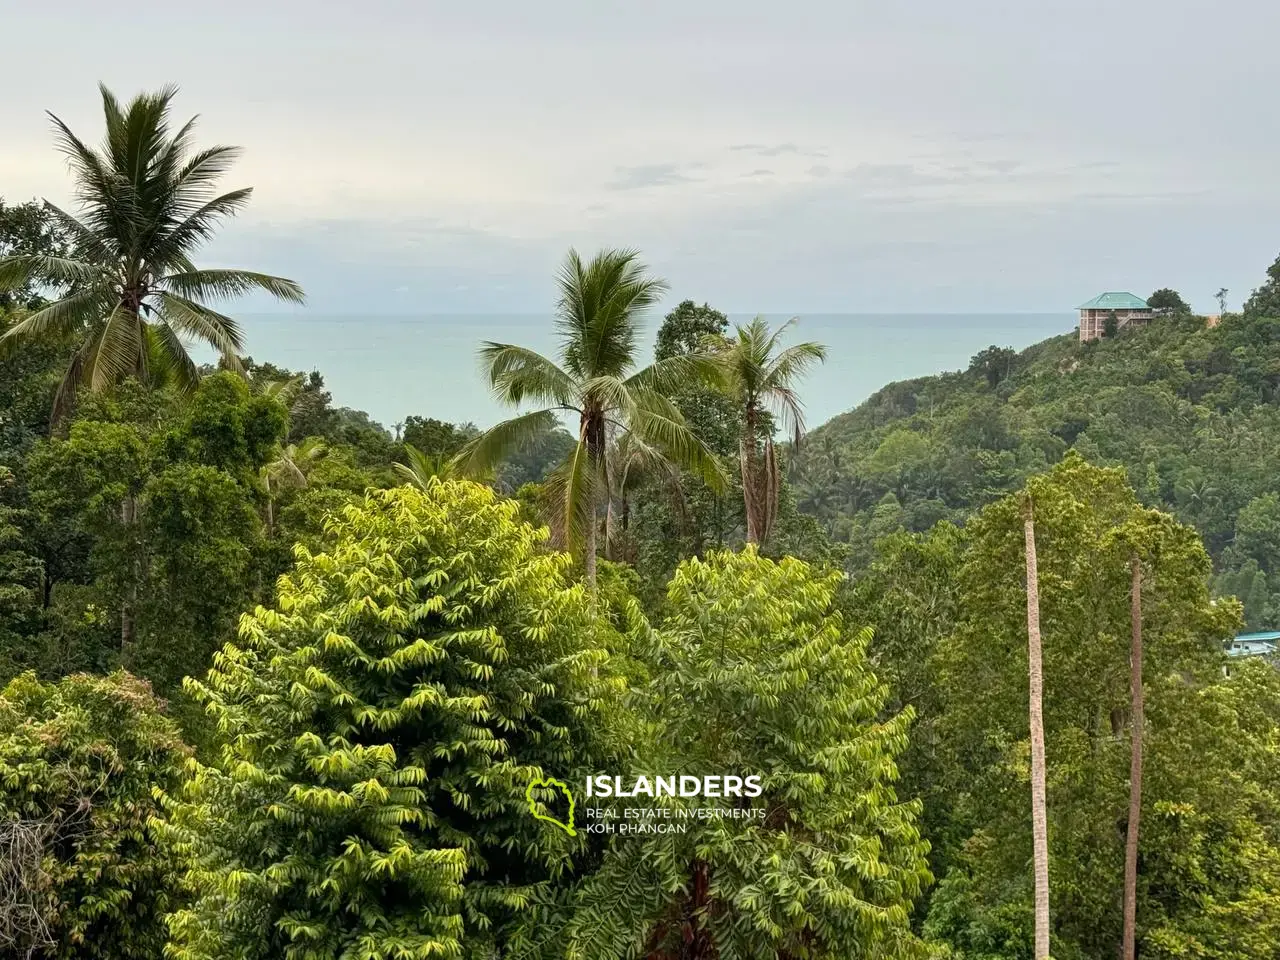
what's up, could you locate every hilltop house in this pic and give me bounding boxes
[1227,631,1280,659]
[1078,292,1153,342]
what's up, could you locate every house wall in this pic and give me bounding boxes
[1079,309,1154,342]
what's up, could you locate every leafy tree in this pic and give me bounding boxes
[1147,289,1188,313]
[22,374,277,689]
[707,316,826,545]
[628,301,743,602]
[511,549,932,959]
[918,455,1243,958]
[162,481,626,960]
[400,416,475,459]
[653,299,728,360]
[0,85,303,421]
[969,345,1017,389]
[0,671,188,960]
[1234,492,1280,574]
[1243,253,1280,318]
[0,467,41,672]
[1216,287,1229,314]
[456,248,726,585]
[0,199,72,310]
[1104,311,1120,337]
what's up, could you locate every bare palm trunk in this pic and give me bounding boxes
[582,411,606,590]
[1024,498,1051,960]
[605,496,617,561]
[1122,554,1144,960]
[584,505,598,587]
[742,433,761,545]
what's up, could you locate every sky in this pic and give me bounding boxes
[3,0,1280,318]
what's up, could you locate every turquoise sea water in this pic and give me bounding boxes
[228,312,1075,431]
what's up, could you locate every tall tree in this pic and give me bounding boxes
[0,85,304,421]
[1024,496,1051,960]
[1121,552,1144,960]
[707,316,825,545]
[1147,288,1188,313]
[455,248,725,585]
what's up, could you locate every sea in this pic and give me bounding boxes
[226,313,1075,431]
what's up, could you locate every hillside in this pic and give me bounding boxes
[792,311,1280,626]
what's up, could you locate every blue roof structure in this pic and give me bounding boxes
[1226,631,1279,658]
[1077,292,1150,310]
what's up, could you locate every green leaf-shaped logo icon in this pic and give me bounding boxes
[526,776,577,836]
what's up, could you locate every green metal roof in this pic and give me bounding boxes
[1077,292,1149,310]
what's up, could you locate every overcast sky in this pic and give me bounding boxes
[3,0,1277,314]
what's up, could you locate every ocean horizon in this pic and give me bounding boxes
[216,312,1078,431]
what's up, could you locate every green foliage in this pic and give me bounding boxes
[513,549,931,959]
[968,345,1017,389]
[0,198,71,310]
[18,375,277,691]
[1243,252,1280,319]
[0,86,304,422]
[653,299,728,360]
[1148,288,1189,313]
[163,481,625,960]
[457,249,726,578]
[0,671,188,960]
[852,455,1279,958]
[795,300,1280,626]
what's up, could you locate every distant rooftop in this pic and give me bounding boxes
[1078,292,1150,310]
[1237,630,1280,643]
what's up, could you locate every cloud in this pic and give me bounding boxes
[606,163,700,191]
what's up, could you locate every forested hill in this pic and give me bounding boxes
[792,309,1280,626]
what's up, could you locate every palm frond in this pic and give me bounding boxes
[394,444,453,490]
[0,287,112,357]
[452,409,561,478]
[160,268,305,304]
[625,352,726,395]
[543,439,602,554]
[51,338,98,425]
[0,255,106,291]
[629,404,729,493]
[479,342,577,407]
[149,188,255,265]
[554,248,666,378]
[579,375,636,420]
[41,201,114,264]
[89,304,145,391]
[148,321,203,395]
[154,291,244,357]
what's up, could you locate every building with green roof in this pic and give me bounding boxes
[1078,292,1152,342]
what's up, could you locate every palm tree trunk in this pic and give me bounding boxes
[1024,498,1051,960]
[1122,553,1144,960]
[605,495,617,561]
[742,406,763,545]
[742,436,759,545]
[584,504,598,588]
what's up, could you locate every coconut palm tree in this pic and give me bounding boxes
[707,316,826,545]
[0,84,304,422]
[454,247,727,586]
[260,438,327,534]
[394,443,459,489]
